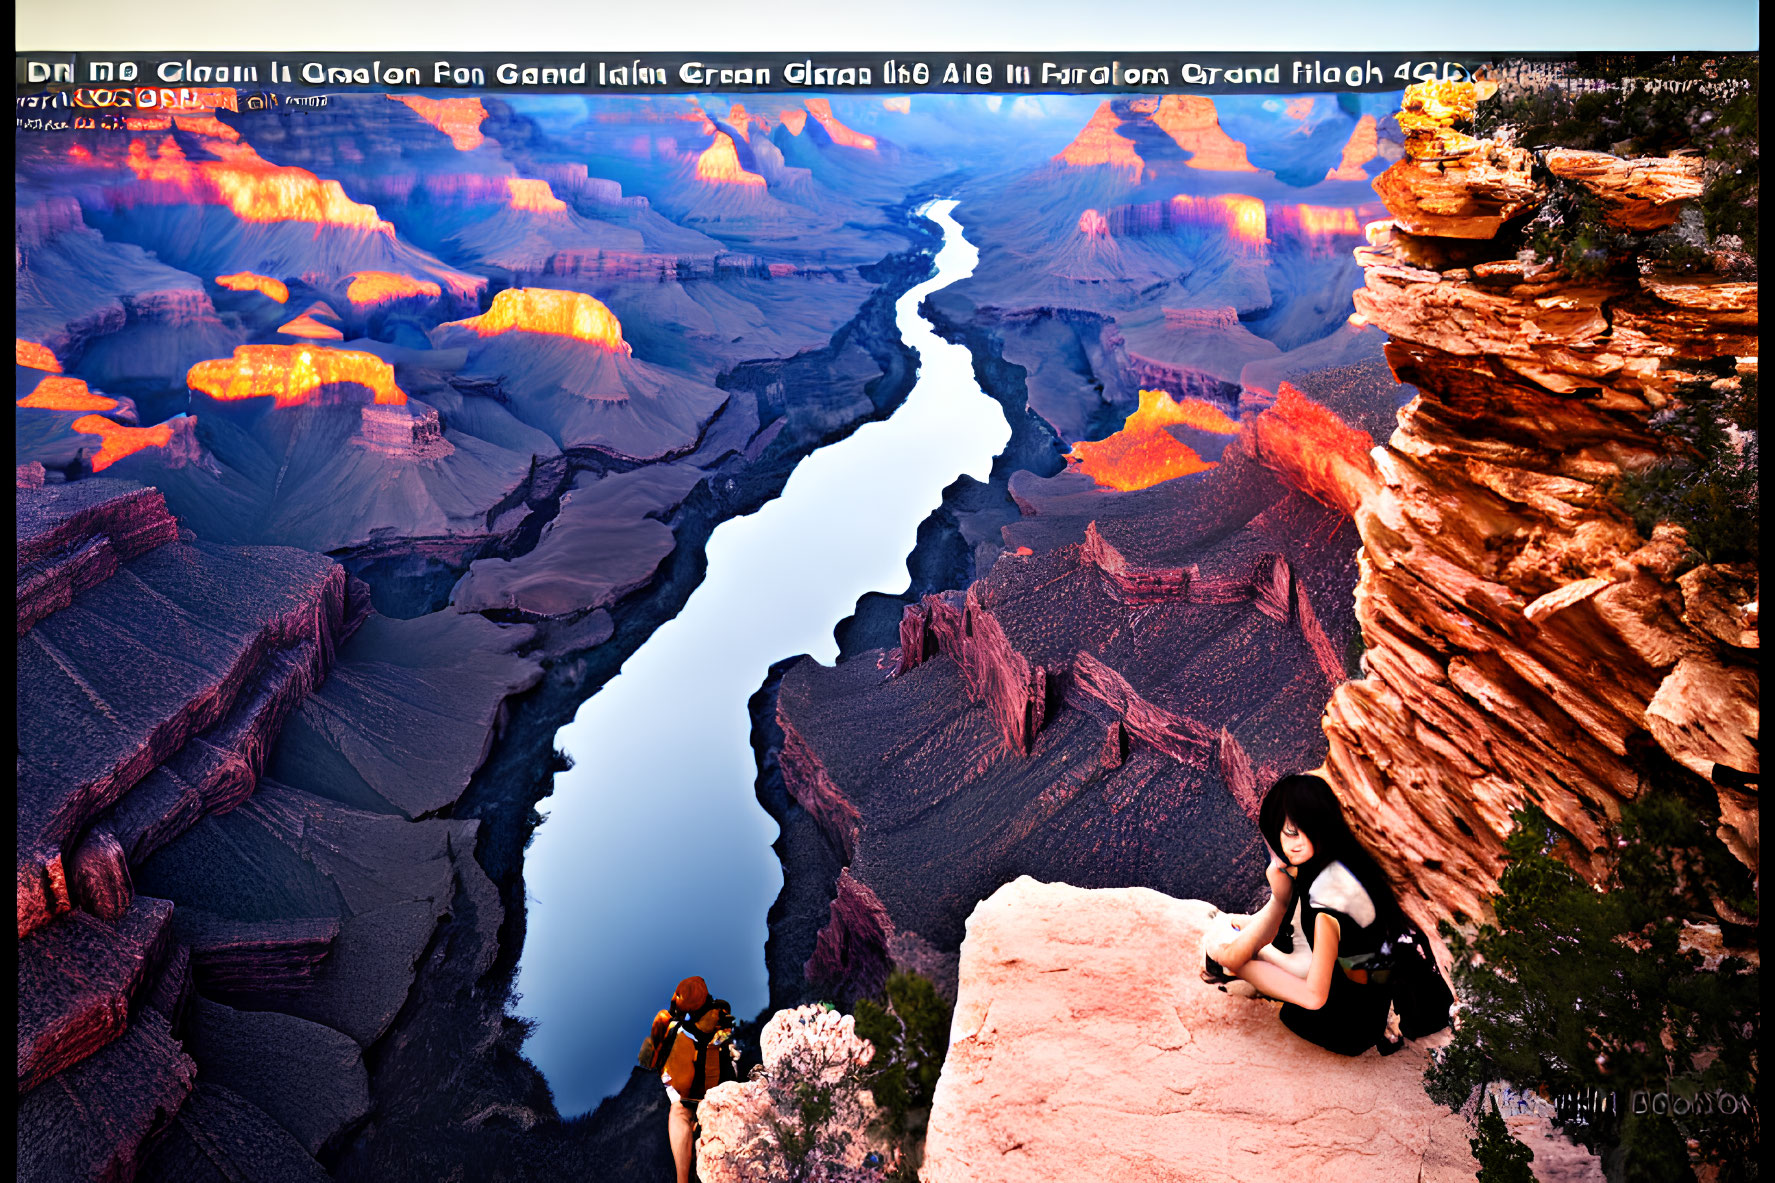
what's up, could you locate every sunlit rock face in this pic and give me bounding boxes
[19,376,120,414]
[695,132,767,187]
[121,137,395,234]
[1054,101,1146,172]
[389,94,489,151]
[187,345,408,407]
[1326,114,1381,180]
[1322,82,1760,971]
[1150,95,1257,171]
[215,272,289,303]
[440,288,631,355]
[803,99,876,150]
[1235,381,1378,517]
[1067,388,1238,491]
[921,879,1480,1182]
[18,339,64,371]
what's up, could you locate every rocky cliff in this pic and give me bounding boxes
[1319,81,1759,967]
[920,878,1483,1182]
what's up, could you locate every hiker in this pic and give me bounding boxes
[1200,774,1451,1056]
[639,976,737,1183]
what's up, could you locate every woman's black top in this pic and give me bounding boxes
[1278,859,1390,1056]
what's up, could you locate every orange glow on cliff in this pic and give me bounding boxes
[16,340,61,371]
[18,376,119,413]
[443,288,632,354]
[124,137,394,233]
[804,99,876,150]
[506,177,569,212]
[780,109,808,135]
[1244,382,1377,516]
[67,144,93,161]
[216,272,289,303]
[1325,114,1379,181]
[882,97,911,114]
[1171,193,1268,247]
[174,114,240,141]
[70,415,174,471]
[278,310,345,339]
[125,116,173,132]
[1056,102,1143,171]
[1150,96,1257,171]
[725,103,757,141]
[1078,209,1110,237]
[391,95,488,151]
[1283,97,1315,121]
[188,345,406,407]
[346,271,443,306]
[696,133,767,186]
[1272,204,1364,238]
[1067,389,1238,491]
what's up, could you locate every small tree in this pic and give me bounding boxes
[852,971,954,1181]
[1425,752,1759,1182]
[1472,1095,1537,1183]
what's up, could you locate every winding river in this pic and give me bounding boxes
[515,199,1010,1115]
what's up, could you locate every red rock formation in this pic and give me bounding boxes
[69,416,177,471]
[1321,81,1760,970]
[1077,519,1192,603]
[803,868,895,996]
[1542,148,1707,231]
[215,272,290,303]
[1150,94,1257,171]
[922,879,1481,1182]
[1055,101,1144,172]
[1169,192,1267,250]
[504,176,570,213]
[695,132,767,187]
[1067,388,1239,492]
[276,310,345,340]
[778,710,862,859]
[17,338,62,371]
[390,94,489,150]
[439,287,633,355]
[345,270,442,307]
[1076,208,1110,238]
[188,344,408,407]
[803,99,876,150]
[1325,113,1380,181]
[1237,380,1379,517]
[19,376,121,414]
[118,136,395,234]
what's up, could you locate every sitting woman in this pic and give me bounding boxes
[1202,773,1404,1056]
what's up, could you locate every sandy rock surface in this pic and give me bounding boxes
[922,878,1480,1182]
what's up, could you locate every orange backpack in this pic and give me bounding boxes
[643,997,736,1100]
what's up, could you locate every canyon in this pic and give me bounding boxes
[15,72,1755,1183]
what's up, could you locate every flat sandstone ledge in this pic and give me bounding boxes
[922,878,1479,1182]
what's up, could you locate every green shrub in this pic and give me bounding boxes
[852,971,953,1182]
[1472,1095,1538,1183]
[1477,56,1759,259]
[1424,750,1759,1182]
[1612,373,1758,567]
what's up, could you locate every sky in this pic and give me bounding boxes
[15,0,1761,52]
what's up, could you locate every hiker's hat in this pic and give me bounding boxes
[673,976,709,1011]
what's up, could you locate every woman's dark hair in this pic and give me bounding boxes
[1259,774,1403,924]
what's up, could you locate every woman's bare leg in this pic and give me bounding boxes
[668,1099,695,1183]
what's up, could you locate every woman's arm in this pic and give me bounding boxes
[1231,913,1342,1010]
[1211,856,1297,970]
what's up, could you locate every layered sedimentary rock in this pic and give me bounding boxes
[1322,83,1759,966]
[14,476,362,1182]
[774,437,1378,999]
[921,878,1480,1182]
